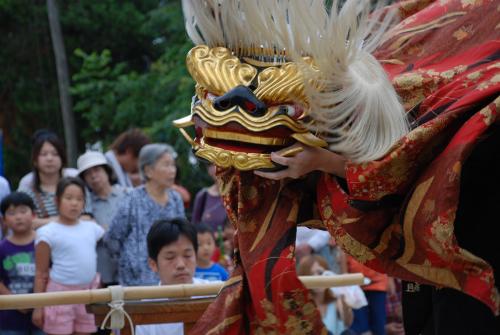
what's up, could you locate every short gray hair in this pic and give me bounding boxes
[138,143,177,182]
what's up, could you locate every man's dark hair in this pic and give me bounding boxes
[109,128,151,157]
[1,192,36,216]
[147,218,198,261]
[196,223,215,240]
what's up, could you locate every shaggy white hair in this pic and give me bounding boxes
[182,0,409,162]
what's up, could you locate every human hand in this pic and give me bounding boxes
[295,243,313,259]
[33,216,57,230]
[254,144,346,180]
[32,307,44,329]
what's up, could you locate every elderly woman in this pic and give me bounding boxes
[104,143,185,286]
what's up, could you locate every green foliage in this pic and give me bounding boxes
[69,2,210,193]
[0,1,62,186]
[1,0,211,195]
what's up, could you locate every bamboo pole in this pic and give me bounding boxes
[0,274,364,310]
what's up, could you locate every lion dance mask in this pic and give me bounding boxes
[175,0,500,333]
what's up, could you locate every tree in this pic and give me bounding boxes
[1,0,211,192]
[70,2,211,192]
[47,0,77,165]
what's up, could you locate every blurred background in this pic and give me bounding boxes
[0,0,211,191]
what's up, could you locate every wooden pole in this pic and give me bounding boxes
[0,274,364,310]
[46,0,77,166]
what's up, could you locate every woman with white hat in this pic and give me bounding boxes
[77,150,129,286]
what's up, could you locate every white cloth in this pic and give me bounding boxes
[104,150,132,187]
[322,271,368,309]
[0,176,10,203]
[136,322,183,335]
[36,220,104,285]
[296,227,330,252]
[17,168,79,190]
[135,278,211,335]
[0,176,11,239]
[330,285,368,309]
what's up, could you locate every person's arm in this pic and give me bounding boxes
[32,241,51,329]
[254,144,346,180]
[104,196,132,259]
[0,281,11,295]
[0,281,30,314]
[32,216,57,230]
[336,295,354,327]
[337,248,348,274]
[191,189,206,224]
[16,188,55,229]
[174,191,186,218]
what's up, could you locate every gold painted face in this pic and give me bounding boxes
[174,45,327,171]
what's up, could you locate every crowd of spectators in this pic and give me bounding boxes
[0,129,404,335]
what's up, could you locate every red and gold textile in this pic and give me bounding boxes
[318,0,500,313]
[191,171,327,334]
[187,1,499,333]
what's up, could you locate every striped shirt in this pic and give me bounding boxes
[19,185,92,219]
[19,187,58,218]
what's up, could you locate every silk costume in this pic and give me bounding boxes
[175,0,500,333]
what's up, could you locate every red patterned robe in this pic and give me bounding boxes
[318,0,499,314]
[318,0,500,314]
[191,0,499,333]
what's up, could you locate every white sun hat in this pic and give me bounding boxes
[77,151,109,176]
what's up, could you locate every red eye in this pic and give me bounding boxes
[244,101,256,112]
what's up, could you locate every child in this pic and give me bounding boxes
[298,255,354,335]
[136,218,209,335]
[221,219,235,274]
[0,192,44,334]
[32,177,104,335]
[195,224,229,281]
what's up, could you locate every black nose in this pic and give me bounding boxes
[213,85,267,117]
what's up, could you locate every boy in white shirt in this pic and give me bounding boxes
[136,218,208,335]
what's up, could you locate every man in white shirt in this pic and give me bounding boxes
[136,218,210,335]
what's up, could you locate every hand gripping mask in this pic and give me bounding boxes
[175,0,409,170]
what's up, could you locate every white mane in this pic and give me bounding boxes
[182,0,410,162]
